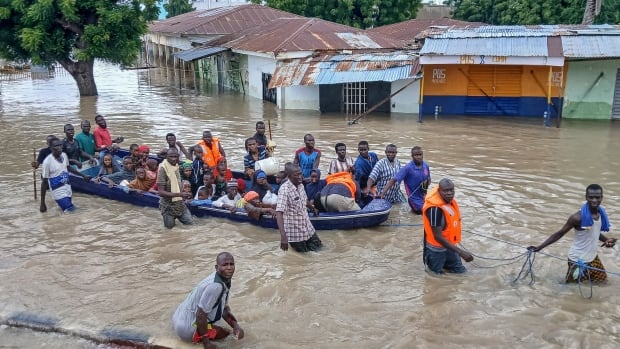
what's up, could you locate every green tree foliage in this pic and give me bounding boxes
[250,0,423,28]
[0,0,158,96]
[448,0,620,25]
[164,0,194,18]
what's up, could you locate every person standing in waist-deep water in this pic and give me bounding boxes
[172,252,244,349]
[31,135,56,212]
[380,146,431,214]
[422,178,473,274]
[157,148,193,229]
[41,137,90,212]
[276,163,323,252]
[528,184,616,283]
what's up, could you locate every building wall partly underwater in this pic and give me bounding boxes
[421,64,566,118]
[562,59,620,120]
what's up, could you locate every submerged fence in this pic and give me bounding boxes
[0,65,69,82]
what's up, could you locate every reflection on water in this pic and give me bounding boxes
[1,62,620,348]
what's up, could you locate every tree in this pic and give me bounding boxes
[449,0,620,25]
[164,0,194,18]
[250,0,423,28]
[0,0,159,96]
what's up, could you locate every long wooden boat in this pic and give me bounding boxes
[68,157,391,230]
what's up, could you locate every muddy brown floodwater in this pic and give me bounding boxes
[1,62,619,348]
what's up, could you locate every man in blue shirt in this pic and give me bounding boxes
[380,146,431,214]
[353,140,378,189]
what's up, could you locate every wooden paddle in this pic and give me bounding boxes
[32,149,37,200]
[268,120,273,140]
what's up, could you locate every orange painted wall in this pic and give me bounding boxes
[423,65,567,98]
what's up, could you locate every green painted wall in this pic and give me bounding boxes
[562,59,620,120]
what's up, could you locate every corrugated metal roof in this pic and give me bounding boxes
[210,17,405,54]
[367,19,483,42]
[426,24,620,39]
[148,4,300,36]
[420,37,550,56]
[173,46,229,61]
[562,36,620,58]
[269,52,420,88]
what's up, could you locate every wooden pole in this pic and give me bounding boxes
[33,149,37,201]
[348,77,420,125]
[268,119,273,140]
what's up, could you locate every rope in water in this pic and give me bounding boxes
[388,223,619,297]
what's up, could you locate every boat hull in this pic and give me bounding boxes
[69,167,391,230]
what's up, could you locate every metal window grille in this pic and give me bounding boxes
[342,82,367,115]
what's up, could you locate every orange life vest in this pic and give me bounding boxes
[198,137,222,168]
[422,186,461,248]
[325,172,356,197]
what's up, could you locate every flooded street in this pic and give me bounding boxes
[1,63,620,348]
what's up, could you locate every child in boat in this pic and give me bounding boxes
[189,187,213,207]
[271,170,286,193]
[127,167,156,193]
[235,190,275,220]
[190,145,205,195]
[212,180,241,213]
[97,153,120,177]
[138,144,150,168]
[194,171,214,200]
[182,180,192,205]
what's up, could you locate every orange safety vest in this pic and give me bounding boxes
[422,186,461,248]
[198,137,223,168]
[325,172,356,197]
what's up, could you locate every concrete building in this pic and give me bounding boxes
[418,25,620,121]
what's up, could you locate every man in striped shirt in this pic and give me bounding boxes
[364,144,406,203]
[328,142,355,174]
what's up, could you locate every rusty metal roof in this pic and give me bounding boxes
[269,52,420,88]
[367,19,484,43]
[148,4,300,36]
[210,17,406,55]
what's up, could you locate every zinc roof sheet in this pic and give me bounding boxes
[269,52,420,88]
[211,17,404,53]
[173,46,229,61]
[367,18,484,42]
[427,24,620,39]
[562,36,620,58]
[420,37,550,56]
[148,4,300,36]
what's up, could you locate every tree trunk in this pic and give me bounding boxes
[582,0,602,25]
[58,59,98,96]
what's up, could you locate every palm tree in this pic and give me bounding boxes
[582,0,602,24]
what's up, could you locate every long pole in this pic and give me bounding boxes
[268,119,273,140]
[33,149,37,201]
[348,77,420,125]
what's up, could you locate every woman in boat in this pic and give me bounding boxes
[250,170,278,207]
[97,153,120,177]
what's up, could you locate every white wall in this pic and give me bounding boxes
[390,78,420,114]
[247,55,276,100]
[280,85,320,110]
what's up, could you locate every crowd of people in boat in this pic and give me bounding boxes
[32,115,433,219]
